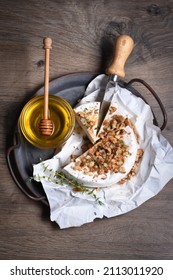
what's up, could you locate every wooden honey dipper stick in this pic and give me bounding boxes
[39,37,53,136]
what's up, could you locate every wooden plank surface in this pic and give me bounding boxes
[0,0,173,259]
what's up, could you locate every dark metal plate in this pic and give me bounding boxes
[6,73,167,205]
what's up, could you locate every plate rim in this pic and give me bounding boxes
[7,72,166,204]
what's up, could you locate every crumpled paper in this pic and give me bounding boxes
[33,74,173,229]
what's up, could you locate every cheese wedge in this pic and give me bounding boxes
[74,102,100,144]
[98,101,132,136]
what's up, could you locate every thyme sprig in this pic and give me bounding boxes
[32,162,103,205]
[55,171,103,205]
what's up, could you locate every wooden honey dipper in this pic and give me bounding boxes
[39,37,53,136]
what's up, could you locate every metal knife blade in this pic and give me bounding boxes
[98,35,134,128]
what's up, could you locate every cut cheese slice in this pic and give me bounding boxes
[63,124,138,188]
[74,102,100,144]
[97,102,134,138]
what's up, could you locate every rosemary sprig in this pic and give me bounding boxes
[32,162,104,205]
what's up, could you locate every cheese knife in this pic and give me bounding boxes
[98,35,134,126]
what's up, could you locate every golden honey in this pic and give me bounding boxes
[19,95,75,149]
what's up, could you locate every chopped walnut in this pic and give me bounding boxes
[128,119,139,143]
[81,143,93,153]
[71,154,78,162]
[118,148,143,184]
[119,166,126,173]
[109,106,117,114]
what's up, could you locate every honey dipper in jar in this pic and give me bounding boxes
[39,37,54,136]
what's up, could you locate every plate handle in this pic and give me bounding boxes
[6,132,47,202]
[125,78,167,130]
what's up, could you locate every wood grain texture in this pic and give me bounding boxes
[0,0,173,260]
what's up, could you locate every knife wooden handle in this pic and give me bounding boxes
[106,35,134,78]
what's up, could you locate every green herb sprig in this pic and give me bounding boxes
[32,162,103,205]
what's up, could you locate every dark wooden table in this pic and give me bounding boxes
[1,0,173,260]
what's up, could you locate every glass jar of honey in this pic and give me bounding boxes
[19,95,75,149]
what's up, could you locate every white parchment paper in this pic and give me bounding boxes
[33,75,173,229]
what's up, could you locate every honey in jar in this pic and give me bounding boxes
[19,95,75,149]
